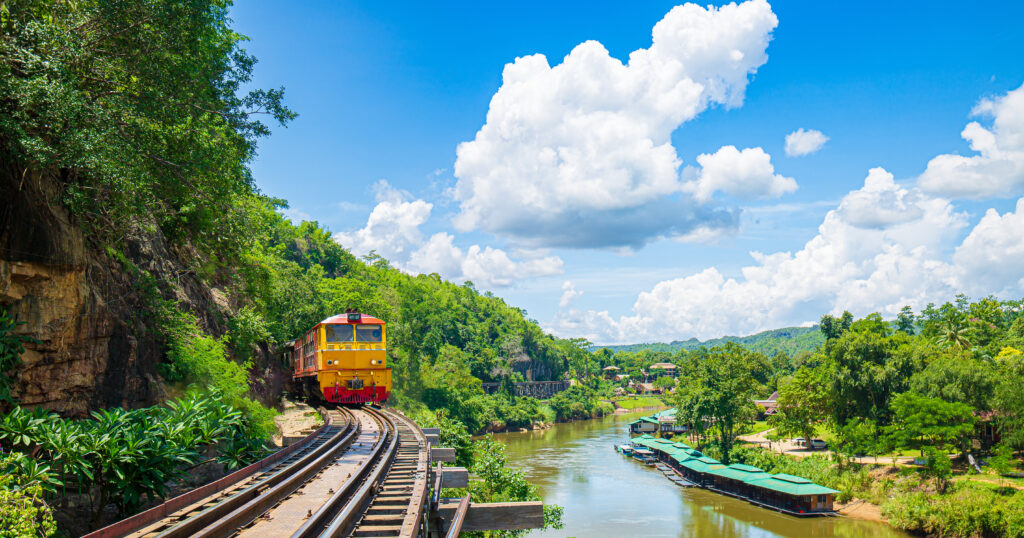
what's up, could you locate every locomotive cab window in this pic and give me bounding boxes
[355,324,383,342]
[325,324,354,343]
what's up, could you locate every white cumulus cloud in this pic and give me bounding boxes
[406,234,563,288]
[683,145,797,202]
[558,281,583,308]
[333,182,431,263]
[784,128,829,157]
[550,168,978,343]
[952,198,1024,296]
[452,0,779,248]
[333,182,563,288]
[919,82,1024,198]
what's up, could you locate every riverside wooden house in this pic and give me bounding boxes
[627,435,839,516]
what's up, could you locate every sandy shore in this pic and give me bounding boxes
[834,499,886,523]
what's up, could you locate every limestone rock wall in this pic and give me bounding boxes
[0,166,225,417]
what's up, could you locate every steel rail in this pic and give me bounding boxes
[388,408,430,537]
[314,406,400,537]
[153,408,359,538]
[339,407,430,538]
[289,407,392,538]
[444,495,471,538]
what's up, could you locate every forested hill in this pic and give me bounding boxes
[0,0,576,436]
[596,326,825,357]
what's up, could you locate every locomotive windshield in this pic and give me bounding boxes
[325,324,354,342]
[355,324,383,342]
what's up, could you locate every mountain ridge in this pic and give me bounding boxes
[594,325,825,356]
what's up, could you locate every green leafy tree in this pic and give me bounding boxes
[896,306,916,335]
[769,366,828,448]
[673,343,760,464]
[833,418,881,468]
[0,0,295,254]
[823,314,922,426]
[886,392,975,457]
[820,311,854,340]
[909,352,996,411]
[923,446,954,492]
[993,349,1024,448]
[653,375,676,392]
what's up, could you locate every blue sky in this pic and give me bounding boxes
[231,1,1024,344]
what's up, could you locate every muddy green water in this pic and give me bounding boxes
[490,411,909,538]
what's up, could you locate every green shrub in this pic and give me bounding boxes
[883,483,1024,537]
[0,308,36,406]
[157,303,274,437]
[0,454,57,538]
[0,391,271,529]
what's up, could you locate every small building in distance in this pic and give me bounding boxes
[753,390,779,419]
[650,362,678,378]
[629,408,687,437]
[602,365,621,379]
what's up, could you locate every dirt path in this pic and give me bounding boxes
[737,428,918,465]
[270,398,321,447]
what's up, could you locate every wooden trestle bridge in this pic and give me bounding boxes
[82,407,542,538]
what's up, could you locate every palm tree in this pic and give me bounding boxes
[936,319,970,349]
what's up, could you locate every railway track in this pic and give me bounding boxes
[336,407,429,537]
[117,406,430,538]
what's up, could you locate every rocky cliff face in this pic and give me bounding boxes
[0,167,228,416]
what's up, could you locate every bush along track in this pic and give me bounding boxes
[0,391,269,535]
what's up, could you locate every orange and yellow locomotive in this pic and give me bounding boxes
[291,311,391,404]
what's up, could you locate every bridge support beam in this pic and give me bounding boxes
[430,447,456,462]
[439,467,468,488]
[434,500,544,532]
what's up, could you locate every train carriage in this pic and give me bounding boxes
[291,311,391,404]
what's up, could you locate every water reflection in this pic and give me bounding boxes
[490,412,908,538]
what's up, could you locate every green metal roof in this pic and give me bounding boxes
[632,438,656,449]
[709,464,772,483]
[671,454,693,463]
[630,416,660,425]
[672,442,691,449]
[695,456,720,464]
[654,438,674,444]
[659,446,688,457]
[746,475,840,496]
[654,408,678,418]
[636,434,655,439]
[679,459,726,473]
[683,448,703,457]
[772,473,812,484]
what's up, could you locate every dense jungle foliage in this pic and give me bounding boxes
[0,1,580,534]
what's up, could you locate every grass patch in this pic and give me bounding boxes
[740,421,771,435]
[614,396,664,410]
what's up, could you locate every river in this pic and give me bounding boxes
[490,411,909,538]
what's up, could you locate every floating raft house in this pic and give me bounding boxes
[627,433,838,516]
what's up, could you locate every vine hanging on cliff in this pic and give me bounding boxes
[0,308,37,408]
